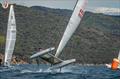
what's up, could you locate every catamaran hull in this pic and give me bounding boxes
[49,59,76,70]
[30,47,55,59]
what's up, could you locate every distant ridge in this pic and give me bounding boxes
[31,6,72,16]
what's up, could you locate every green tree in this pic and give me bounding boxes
[0,35,5,53]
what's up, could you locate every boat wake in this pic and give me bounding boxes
[20,67,73,74]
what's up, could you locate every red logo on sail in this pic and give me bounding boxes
[78,9,84,18]
[2,0,9,9]
[78,0,87,18]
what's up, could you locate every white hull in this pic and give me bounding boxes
[30,47,55,59]
[49,59,76,70]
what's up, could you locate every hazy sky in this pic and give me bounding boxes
[0,0,120,14]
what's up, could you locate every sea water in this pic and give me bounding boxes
[0,64,120,79]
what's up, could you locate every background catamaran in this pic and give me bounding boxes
[30,0,87,70]
[4,5,16,67]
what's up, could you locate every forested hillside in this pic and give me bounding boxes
[0,4,120,64]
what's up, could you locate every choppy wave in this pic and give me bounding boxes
[0,64,120,79]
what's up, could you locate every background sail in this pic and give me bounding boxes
[55,0,87,57]
[4,5,16,66]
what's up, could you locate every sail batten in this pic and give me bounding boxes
[55,0,87,57]
[4,5,16,66]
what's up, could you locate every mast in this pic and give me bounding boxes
[55,0,87,57]
[4,5,16,66]
[118,50,120,60]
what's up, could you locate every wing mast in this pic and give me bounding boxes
[118,50,120,60]
[4,5,16,66]
[55,0,87,57]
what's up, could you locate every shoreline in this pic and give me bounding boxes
[0,53,110,66]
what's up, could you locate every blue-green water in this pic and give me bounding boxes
[0,64,120,79]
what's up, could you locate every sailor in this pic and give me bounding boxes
[111,58,120,70]
[38,47,43,51]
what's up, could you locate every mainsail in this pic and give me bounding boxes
[4,5,16,66]
[55,0,87,57]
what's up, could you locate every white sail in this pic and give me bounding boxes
[55,0,87,57]
[118,50,120,60]
[4,5,16,66]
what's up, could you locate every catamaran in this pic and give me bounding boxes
[105,50,120,70]
[4,5,16,67]
[30,0,87,70]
